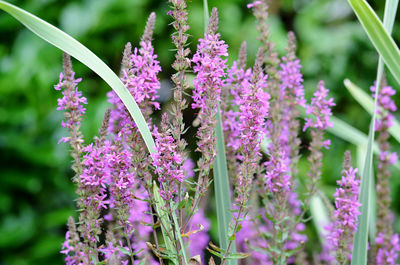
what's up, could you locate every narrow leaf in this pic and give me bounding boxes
[153,184,179,265]
[349,0,399,263]
[170,202,188,265]
[214,98,236,260]
[344,79,400,144]
[356,145,376,241]
[0,0,156,154]
[348,0,400,85]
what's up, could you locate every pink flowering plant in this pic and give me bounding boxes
[2,0,400,264]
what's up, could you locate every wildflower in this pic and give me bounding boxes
[370,80,400,264]
[54,53,87,176]
[376,233,400,265]
[304,81,335,195]
[61,217,86,265]
[304,81,335,132]
[326,152,361,263]
[107,13,161,133]
[222,56,253,152]
[192,7,228,200]
[151,113,184,201]
[168,0,191,151]
[279,32,305,173]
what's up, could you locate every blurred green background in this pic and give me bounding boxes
[1,0,399,264]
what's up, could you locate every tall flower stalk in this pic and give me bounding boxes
[191,7,228,213]
[221,48,270,265]
[324,151,361,264]
[370,79,400,265]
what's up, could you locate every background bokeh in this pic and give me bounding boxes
[1,0,399,264]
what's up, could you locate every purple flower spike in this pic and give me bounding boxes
[151,113,184,201]
[279,58,305,107]
[326,165,361,263]
[304,81,335,132]
[376,233,400,265]
[108,38,161,133]
[371,80,400,264]
[54,55,87,145]
[192,8,228,175]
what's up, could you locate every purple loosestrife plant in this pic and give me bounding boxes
[278,32,305,173]
[191,7,228,210]
[370,80,400,265]
[220,49,270,265]
[304,80,335,197]
[325,151,361,264]
[55,54,87,177]
[151,113,185,201]
[50,0,400,264]
[222,42,253,185]
[235,48,269,206]
[107,14,161,134]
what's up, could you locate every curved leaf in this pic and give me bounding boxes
[0,0,156,154]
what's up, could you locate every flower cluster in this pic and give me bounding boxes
[326,165,361,263]
[151,113,184,201]
[376,233,400,265]
[223,61,253,151]
[54,54,87,177]
[52,1,400,265]
[304,81,335,132]
[371,81,400,264]
[55,72,87,132]
[107,34,161,133]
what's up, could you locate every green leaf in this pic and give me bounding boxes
[0,0,156,154]
[351,122,375,265]
[344,79,400,144]
[170,202,188,265]
[118,246,132,257]
[214,99,236,263]
[348,0,399,263]
[347,0,400,85]
[328,116,372,148]
[356,145,376,241]
[153,184,178,265]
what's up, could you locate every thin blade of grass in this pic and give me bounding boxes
[0,0,156,154]
[348,1,398,262]
[344,79,400,143]
[347,0,400,85]
[153,184,179,265]
[351,123,375,265]
[356,145,376,241]
[170,202,188,265]
[214,106,235,254]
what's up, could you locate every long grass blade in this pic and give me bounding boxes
[153,184,179,265]
[344,79,400,143]
[356,145,376,241]
[214,106,235,253]
[349,0,398,263]
[351,123,374,265]
[347,0,400,85]
[0,0,156,154]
